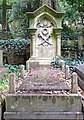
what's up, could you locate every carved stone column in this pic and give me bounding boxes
[56,34,61,56]
[29,29,37,57]
[32,34,36,57]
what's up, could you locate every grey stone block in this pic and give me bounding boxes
[4,111,83,120]
[5,94,82,112]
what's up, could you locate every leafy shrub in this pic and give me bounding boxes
[0,38,30,56]
[51,57,84,72]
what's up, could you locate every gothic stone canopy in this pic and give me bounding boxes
[26,4,64,30]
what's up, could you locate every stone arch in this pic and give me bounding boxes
[34,12,57,28]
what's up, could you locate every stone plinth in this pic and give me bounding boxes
[4,94,83,120]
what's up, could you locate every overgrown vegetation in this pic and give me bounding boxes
[0,64,28,94]
[51,57,84,72]
[0,38,30,56]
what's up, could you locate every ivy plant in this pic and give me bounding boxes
[0,37,30,56]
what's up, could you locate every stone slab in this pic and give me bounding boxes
[4,111,83,120]
[78,76,84,91]
[19,67,70,91]
[76,64,84,91]
[5,94,82,112]
[76,64,84,81]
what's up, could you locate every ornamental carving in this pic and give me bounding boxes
[37,18,54,46]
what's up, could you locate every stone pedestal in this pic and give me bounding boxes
[4,94,83,120]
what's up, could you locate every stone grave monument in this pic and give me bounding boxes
[4,5,83,120]
[26,5,63,68]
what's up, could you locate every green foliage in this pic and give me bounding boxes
[65,58,84,72]
[0,79,9,93]
[0,64,28,94]
[9,0,43,38]
[0,38,30,56]
[4,64,21,77]
[51,57,84,72]
[58,0,84,39]
[51,57,62,68]
[61,24,81,40]
[61,40,80,51]
[0,64,20,94]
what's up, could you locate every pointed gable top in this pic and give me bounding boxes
[26,4,64,18]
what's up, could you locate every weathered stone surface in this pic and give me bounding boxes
[26,5,64,66]
[4,111,83,120]
[82,100,84,112]
[76,64,84,91]
[20,65,25,79]
[76,64,84,81]
[71,72,78,93]
[5,94,82,112]
[9,73,16,94]
[78,77,84,91]
[4,94,83,120]
[19,67,70,91]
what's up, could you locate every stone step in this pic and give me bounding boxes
[4,111,83,120]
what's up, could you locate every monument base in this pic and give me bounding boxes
[4,94,83,120]
[27,57,53,69]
